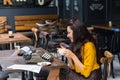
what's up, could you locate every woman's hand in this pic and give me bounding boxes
[57,47,75,58]
[63,48,74,58]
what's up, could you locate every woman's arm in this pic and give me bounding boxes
[67,57,74,69]
[63,49,84,71]
[57,47,83,70]
[63,42,98,78]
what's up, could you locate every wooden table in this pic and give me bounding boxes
[92,25,120,31]
[0,50,25,71]
[0,50,26,80]
[0,48,66,80]
[0,33,32,50]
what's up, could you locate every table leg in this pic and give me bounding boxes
[28,71,34,80]
[14,42,16,48]
[47,68,60,80]
[10,42,12,50]
[21,72,25,80]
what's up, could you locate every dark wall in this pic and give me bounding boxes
[58,0,64,18]
[60,0,120,25]
[110,0,120,24]
[0,7,57,32]
[59,0,107,25]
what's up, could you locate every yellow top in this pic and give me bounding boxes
[71,42,100,78]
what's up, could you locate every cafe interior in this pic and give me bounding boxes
[0,0,120,80]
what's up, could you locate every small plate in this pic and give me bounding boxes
[37,62,51,66]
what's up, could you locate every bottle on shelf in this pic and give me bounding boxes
[109,21,112,28]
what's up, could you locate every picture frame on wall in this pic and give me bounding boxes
[63,0,82,20]
[73,0,81,19]
[65,0,70,11]
[63,0,71,18]
[84,0,107,25]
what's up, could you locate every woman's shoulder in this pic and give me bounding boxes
[84,41,95,48]
[84,41,94,45]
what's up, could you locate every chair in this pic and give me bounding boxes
[91,26,115,78]
[100,50,113,80]
[31,28,50,80]
[0,16,11,50]
[0,16,11,33]
[31,28,50,49]
[31,27,64,80]
[31,27,60,52]
[109,32,120,78]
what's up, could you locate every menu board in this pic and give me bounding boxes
[84,0,107,24]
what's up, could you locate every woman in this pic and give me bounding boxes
[47,19,102,80]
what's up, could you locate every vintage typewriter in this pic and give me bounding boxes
[19,46,54,63]
[35,48,54,62]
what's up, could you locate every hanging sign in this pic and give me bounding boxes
[38,0,44,5]
[38,0,53,6]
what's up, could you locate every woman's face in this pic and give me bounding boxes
[67,26,73,42]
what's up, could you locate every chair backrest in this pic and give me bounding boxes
[31,28,39,48]
[0,16,7,23]
[0,16,11,33]
[31,28,49,49]
[100,50,113,80]
[40,31,49,49]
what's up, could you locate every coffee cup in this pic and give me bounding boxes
[58,49,64,55]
